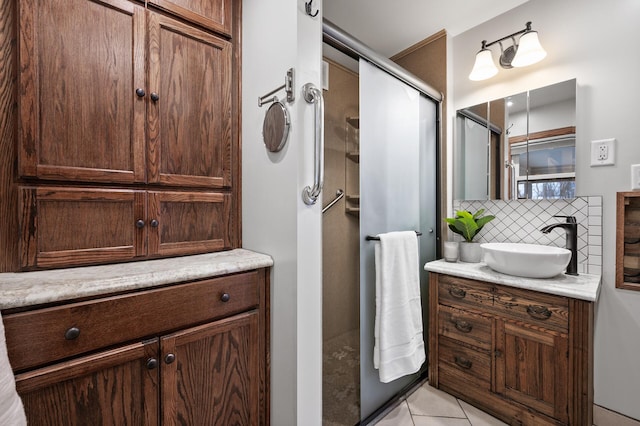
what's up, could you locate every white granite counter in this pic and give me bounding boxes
[0,249,273,310]
[424,259,601,302]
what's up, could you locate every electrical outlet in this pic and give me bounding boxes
[591,139,616,166]
[632,164,640,190]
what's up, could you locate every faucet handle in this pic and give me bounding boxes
[553,215,576,223]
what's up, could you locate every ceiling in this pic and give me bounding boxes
[323,0,530,59]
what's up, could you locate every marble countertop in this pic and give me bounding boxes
[424,259,601,302]
[0,249,273,310]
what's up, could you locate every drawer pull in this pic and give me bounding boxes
[453,320,473,333]
[220,293,230,302]
[448,287,467,299]
[164,353,176,364]
[64,327,80,340]
[146,358,158,370]
[526,304,552,320]
[454,355,472,369]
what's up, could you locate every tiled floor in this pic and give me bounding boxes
[375,381,508,426]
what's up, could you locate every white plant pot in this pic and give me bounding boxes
[459,241,482,263]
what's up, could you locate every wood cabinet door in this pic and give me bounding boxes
[160,312,260,425]
[20,187,146,269]
[15,340,159,426]
[18,0,146,184]
[495,320,569,424]
[147,0,232,36]
[148,191,231,257]
[147,12,233,189]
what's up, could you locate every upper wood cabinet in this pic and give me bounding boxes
[20,187,232,269]
[148,0,233,37]
[18,0,233,189]
[9,0,240,270]
[147,13,232,188]
[18,0,147,184]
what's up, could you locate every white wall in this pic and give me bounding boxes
[452,0,640,420]
[243,0,323,424]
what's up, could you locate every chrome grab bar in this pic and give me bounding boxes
[322,189,344,214]
[302,83,324,205]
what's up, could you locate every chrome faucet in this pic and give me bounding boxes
[540,215,579,276]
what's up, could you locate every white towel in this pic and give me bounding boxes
[373,231,425,383]
[0,313,27,426]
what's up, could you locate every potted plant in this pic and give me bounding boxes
[445,209,495,263]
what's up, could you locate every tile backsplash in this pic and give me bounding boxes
[453,197,602,275]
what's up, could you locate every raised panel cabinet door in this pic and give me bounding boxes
[495,320,569,424]
[147,12,233,188]
[160,312,260,425]
[15,340,159,426]
[147,0,232,36]
[18,0,146,184]
[20,187,146,269]
[147,191,232,257]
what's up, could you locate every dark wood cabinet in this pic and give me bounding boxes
[20,187,233,269]
[148,0,233,36]
[18,0,147,185]
[147,12,233,189]
[8,0,241,271]
[429,272,593,426]
[161,312,260,424]
[15,340,159,426]
[4,269,270,425]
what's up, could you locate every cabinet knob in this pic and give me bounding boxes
[135,219,145,229]
[448,287,467,299]
[150,219,159,228]
[453,319,472,333]
[64,327,80,340]
[150,92,159,102]
[220,293,230,302]
[135,88,146,97]
[164,353,176,364]
[146,358,158,370]
[526,304,552,320]
[454,355,472,370]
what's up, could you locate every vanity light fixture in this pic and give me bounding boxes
[469,21,547,81]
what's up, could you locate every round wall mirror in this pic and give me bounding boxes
[263,101,290,152]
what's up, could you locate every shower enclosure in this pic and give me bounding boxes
[322,19,441,425]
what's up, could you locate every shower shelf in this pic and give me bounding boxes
[346,207,360,216]
[347,195,359,203]
[346,151,359,163]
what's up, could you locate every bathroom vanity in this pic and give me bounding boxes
[425,260,601,426]
[0,249,272,425]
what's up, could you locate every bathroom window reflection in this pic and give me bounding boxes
[511,134,576,199]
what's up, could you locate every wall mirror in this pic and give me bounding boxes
[454,78,576,201]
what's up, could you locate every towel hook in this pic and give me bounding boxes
[305,0,319,17]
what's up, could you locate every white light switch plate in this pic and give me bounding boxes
[590,138,616,166]
[632,164,640,190]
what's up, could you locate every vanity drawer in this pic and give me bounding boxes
[437,274,494,312]
[3,270,261,371]
[492,284,569,332]
[438,336,491,391]
[438,305,492,350]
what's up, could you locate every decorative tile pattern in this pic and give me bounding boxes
[452,197,602,275]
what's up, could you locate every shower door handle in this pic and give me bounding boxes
[302,83,324,205]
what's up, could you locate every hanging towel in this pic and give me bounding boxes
[373,231,425,383]
[0,313,27,426]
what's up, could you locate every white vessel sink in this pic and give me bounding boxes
[481,243,571,279]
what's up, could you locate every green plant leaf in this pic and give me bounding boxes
[444,210,495,242]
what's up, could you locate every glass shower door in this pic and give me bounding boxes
[359,59,437,420]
